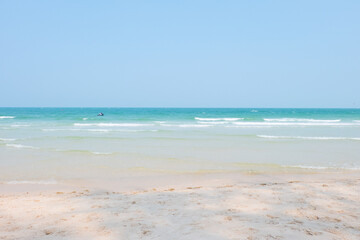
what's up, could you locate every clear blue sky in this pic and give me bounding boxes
[1,1,359,107]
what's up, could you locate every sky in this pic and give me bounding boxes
[0,1,359,108]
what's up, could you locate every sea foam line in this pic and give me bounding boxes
[159,124,211,128]
[74,123,154,127]
[257,135,360,140]
[43,128,158,132]
[0,116,15,119]
[6,144,39,149]
[264,118,341,123]
[233,122,358,126]
[197,121,227,125]
[195,117,243,121]
[0,138,16,141]
[91,151,113,155]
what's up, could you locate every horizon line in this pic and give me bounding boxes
[0,107,359,109]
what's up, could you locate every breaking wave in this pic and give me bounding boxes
[0,138,16,141]
[74,123,153,127]
[6,144,39,149]
[195,117,243,121]
[0,116,15,119]
[91,151,113,155]
[233,122,358,126]
[264,118,341,122]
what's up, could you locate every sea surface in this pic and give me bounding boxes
[1,108,360,183]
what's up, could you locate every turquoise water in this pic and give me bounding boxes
[1,108,360,182]
[1,108,360,122]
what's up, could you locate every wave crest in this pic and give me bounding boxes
[6,144,39,149]
[264,118,341,123]
[195,117,243,121]
[0,116,15,119]
[0,138,16,141]
[74,123,153,127]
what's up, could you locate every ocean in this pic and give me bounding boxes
[1,108,360,182]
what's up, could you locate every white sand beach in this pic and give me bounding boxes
[1,172,359,240]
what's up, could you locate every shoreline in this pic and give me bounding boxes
[1,169,360,193]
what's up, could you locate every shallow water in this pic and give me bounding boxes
[1,108,360,182]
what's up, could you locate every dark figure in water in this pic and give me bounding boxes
[97,113,104,116]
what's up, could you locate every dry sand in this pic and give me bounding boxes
[0,172,359,240]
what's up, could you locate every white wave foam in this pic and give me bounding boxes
[82,118,88,120]
[43,128,158,132]
[6,144,39,149]
[43,128,97,132]
[264,118,341,123]
[102,129,158,132]
[10,124,30,127]
[257,135,360,140]
[223,118,243,121]
[5,180,57,185]
[228,126,274,128]
[74,123,153,127]
[233,122,357,126]
[251,110,258,113]
[0,116,15,119]
[42,128,85,132]
[91,151,113,155]
[0,138,16,141]
[354,120,360,123]
[195,117,243,121]
[125,129,158,132]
